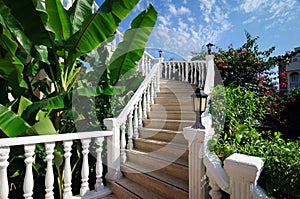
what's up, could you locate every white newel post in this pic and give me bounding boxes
[224,153,264,199]
[104,118,122,181]
[183,127,207,199]
[204,55,215,94]
[0,147,10,199]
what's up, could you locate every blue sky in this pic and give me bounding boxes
[96,0,300,59]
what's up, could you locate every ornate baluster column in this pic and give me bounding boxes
[95,137,104,191]
[185,62,189,82]
[208,177,222,199]
[164,63,168,78]
[120,123,127,163]
[142,91,147,119]
[133,104,139,138]
[138,98,143,127]
[23,144,35,199]
[45,143,55,199]
[150,81,154,104]
[168,62,172,79]
[0,147,10,199]
[63,140,73,198]
[194,63,197,84]
[146,86,151,112]
[80,138,91,196]
[127,110,134,150]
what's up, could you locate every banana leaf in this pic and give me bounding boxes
[45,0,72,42]
[3,0,55,47]
[0,104,33,137]
[107,4,157,86]
[68,0,94,34]
[65,0,139,55]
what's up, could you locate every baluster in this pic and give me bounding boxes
[198,62,202,87]
[133,104,139,138]
[168,62,172,79]
[23,144,35,199]
[185,62,189,82]
[45,143,55,199]
[0,147,10,199]
[127,110,134,150]
[80,138,91,196]
[209,178,222,199]
[138,98,143,127]
[141,54,145,76]
[178,63,182,81]
[142,91,147,119]
[150,81,154,104]
[202,62,206,88]
[194,63,197,84]
[63,140,73,198]
[164,63,167,78]
[146,86,151,112]
[95,137,104,191]
[120,123,127,163]
[172,63,176,80]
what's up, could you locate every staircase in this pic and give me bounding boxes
[107,79,196,199]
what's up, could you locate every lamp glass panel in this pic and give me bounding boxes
[193,97,200,112]
[201,97,207,112]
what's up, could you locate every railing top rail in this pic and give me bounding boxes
[143,50,155,60]
[162,60,206,63]
[114,62,159,126]
[0,131,113,147]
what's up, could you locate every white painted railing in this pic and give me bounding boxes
[104,57,161,181]
[161,60,206,88]
[0,131,113,199]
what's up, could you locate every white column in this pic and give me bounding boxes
[23,144,35,199]
[146,86,151,112]
[45,143,55,199]
[63,140,73,198]
[224,153,264,199]
[95,137,104,191]
[204,55,215,95]
[0,147,10,199]
[120,123,127,163]
[142,91,147,119]
[172,62,176,80]
[133,104,139,138]
[80,138,91,196]
[138,98,143,127]
[208,177,222,199]
[104,118,122,181]
[185,62,189,82]
[150,81,154,104]
[127,110,134,150]
[183,127,207,199]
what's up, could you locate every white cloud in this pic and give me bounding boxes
[168,4,177,15]
[188,17,195,23]
[242,16,256,25]
[178,6,191,15]
[240,0,299,27]
[158,15,172,26]
[168,4,191,15]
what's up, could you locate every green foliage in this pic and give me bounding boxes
[209,86,300,198]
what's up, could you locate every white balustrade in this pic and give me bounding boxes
[138,98,143,127]
[120,123,127,163]
[143,91,147,119]
[127,110,134,150]
[0,131,112,198]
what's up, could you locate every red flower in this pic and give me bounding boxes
[279,72,286,78]
[280,82,287,88]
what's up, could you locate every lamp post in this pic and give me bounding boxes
[158,49,163,58]
[206,43,213,55]
[191,88,208,129]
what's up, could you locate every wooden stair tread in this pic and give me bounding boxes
[111,177,165,199]
[124,161,188,191]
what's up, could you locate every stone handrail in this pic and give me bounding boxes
[0,131,113,199]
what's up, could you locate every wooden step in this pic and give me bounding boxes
[108,178,164,199]
[121,165,188,199]
[147,111,196,120]
[143,119,194,131]
[134,138,188,165]
[138,128,188,145]
[151,104,193,111]
[126,150,188,180]
[154,97,191,104]
[156,92,193,98]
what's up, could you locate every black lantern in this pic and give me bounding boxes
[191,88,208,129]
[158,49,163,58]
[206,43,213,55]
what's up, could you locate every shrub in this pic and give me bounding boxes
[209,86,300,198]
